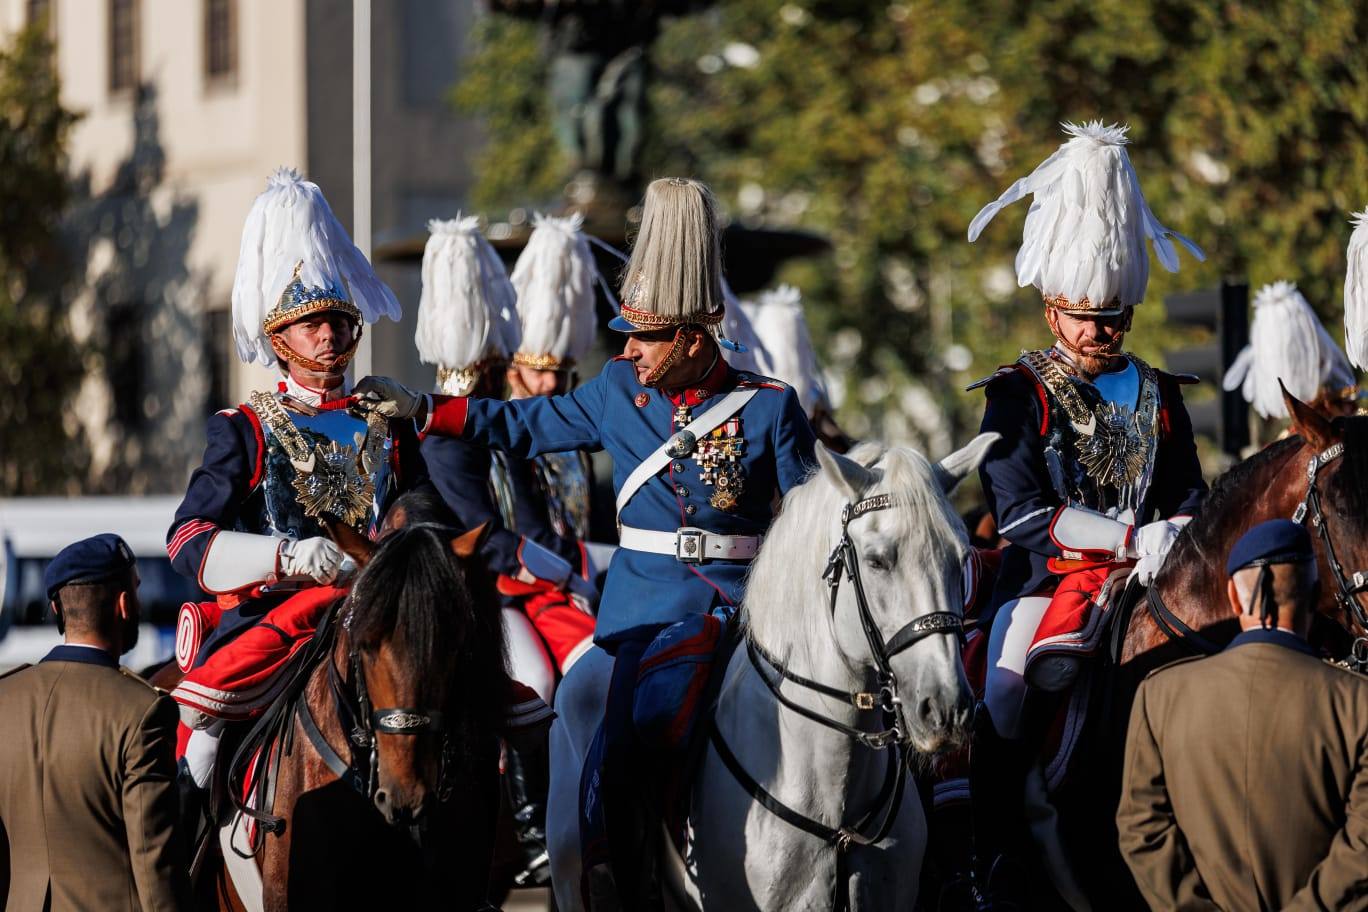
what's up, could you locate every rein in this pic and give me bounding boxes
[711,490,964,910]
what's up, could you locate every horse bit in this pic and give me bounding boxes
[715,491,964,868]
[1292,443,1368,671]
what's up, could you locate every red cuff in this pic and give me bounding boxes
[427,394,469,437]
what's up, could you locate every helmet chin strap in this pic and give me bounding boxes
[641,327,688,388]
[270,327,361,375]
[1050,325,1126,376]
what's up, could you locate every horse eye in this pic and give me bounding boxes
[864,552,894,572]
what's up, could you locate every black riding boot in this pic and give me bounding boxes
[968,704,1034,911]
[504,739,552,887]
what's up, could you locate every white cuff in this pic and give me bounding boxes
[1049,507,1131,561]
[199,531,281,593]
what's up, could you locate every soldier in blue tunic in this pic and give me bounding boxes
[964,123,1208,904]
[356,177,818,908]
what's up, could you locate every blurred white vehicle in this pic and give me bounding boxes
[0,497,203,671]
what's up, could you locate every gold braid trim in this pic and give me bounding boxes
[641,327,688,387]
[1043,292,1127,313]
[262,297,363,335]
[512,352,572,371]
[619,303,725,330]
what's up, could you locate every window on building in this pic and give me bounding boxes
[204,0,237,83]
[108,0,139,94]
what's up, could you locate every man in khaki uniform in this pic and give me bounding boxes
[0,534,190,911]
[1118,519,1368,910]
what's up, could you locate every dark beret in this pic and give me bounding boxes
[43,533,136,602]
[1226,519,1314,577]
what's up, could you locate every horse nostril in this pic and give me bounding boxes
[374,789,389,813]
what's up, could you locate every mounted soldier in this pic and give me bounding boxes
[1223,280,1360,435]
[415,214,598,888]
[354,177,818,910]
[963,122,1208,904]
[166,168,414,798]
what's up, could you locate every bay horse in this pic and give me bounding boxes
[201,516,510,911]
[1047,388,1368,909]
[547,436,996,911]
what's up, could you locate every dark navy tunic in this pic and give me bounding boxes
[978,364,1207,607]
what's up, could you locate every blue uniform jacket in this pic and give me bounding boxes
[978,365,1207,606]
[167,398,428,592]
[426,356,818,644]
[422,435,583,597]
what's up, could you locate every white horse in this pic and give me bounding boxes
[548,436,997,910]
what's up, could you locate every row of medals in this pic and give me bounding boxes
[673,401,745,512]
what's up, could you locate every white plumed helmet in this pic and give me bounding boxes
[968,121,1204,314]
[231,167,400,368]
[1344,209,1368,370]
[415,216,520,395]
[740,285,831,416]
[1223,281,1356,419]
[509,213,598,371]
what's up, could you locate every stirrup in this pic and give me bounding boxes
[972,854,1028,912]
[512,849,550,887]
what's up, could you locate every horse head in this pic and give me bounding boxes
[1282,386,1368,638]
[344,520,507,826]
[748,434,996,755]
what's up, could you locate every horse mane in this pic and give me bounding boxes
[1330,415,1368,518]
[745,442,968,673]
[347,524,509,741]
[1163,436,1302,581]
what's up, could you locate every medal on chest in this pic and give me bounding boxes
[673,404,746,512]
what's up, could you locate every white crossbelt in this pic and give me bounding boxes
[618,525,761,564]
[615,385,762,565]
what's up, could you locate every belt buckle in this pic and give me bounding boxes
[675,527,706,564]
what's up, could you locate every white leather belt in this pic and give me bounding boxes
[618,525,762,564]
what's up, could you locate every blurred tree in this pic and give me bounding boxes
[454,1,1368,457]
[0,22,84,494]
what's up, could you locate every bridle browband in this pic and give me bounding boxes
[709,490,964,908]
[1292,442,1368,635]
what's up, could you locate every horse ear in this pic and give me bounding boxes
[933,432,1000,494]
[816,443,876,501]
[321,516,375,568]
[1281,380,1339,452]
[450,522,490,559]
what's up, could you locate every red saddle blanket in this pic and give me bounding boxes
[171,586,346,729]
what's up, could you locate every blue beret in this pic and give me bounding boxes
[43,533,136,601]
[1226,520,1314,576]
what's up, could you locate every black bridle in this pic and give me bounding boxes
[301,606,458,806]
[1292,442,1368,638]
[709,491,964,908]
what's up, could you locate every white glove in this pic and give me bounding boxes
[280,537,346,584]
[354,375,425,420]
[1131,520,1180,560]
[1130,553,1166,587]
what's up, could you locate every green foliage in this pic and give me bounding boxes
[451,15,566,211]
[455,1,1368,450]
[0,23,84,494]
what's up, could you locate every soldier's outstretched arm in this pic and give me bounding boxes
[359,362,610,458]
[1116,680,1218,910]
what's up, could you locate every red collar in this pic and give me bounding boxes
[666,355,731,408]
